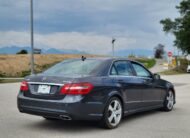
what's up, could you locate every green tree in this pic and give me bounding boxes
[16,49,28,54]
[154,44,165,59]
[160,0,190,54]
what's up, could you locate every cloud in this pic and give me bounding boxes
[0,31,136,54]
[0,0,182,53]
[0,31,30,46]
[0,0,180,32]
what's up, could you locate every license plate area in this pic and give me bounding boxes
[37,85,51,94]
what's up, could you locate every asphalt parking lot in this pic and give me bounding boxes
[0,74,190,138]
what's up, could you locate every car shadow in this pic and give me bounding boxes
[121,107,178,125]
[121,109,161,123]
[24,108,177,132]
[24,119,103,133]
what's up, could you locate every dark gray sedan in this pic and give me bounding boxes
[17,58,176,129]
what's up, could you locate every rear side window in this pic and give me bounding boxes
[132,63,151,78]
[110,61,133,76]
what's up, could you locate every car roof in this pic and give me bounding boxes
[73,57,142,63]
[66,57,145,66]
[71,57,130,61]
[82,57,147,68]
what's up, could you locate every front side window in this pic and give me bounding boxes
[110,61,133,76]
[132,63,151,78]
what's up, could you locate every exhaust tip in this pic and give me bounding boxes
[59,115,72,120]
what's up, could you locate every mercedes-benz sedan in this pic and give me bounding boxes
[17,58,176,129]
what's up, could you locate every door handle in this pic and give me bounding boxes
[143,80,153,85]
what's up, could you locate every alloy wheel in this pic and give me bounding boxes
[107,99,122,127]
[166,91,174,110]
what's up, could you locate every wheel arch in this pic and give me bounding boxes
[100,90,124,129]
[169,87,176,104]
[106,90,125,113]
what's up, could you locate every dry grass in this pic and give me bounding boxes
[0,54,97,77]
[0,54,155,77]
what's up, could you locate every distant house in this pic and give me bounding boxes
[34,48,41,54]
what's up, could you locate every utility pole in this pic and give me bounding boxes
[112,38,116,57]
[30,0,35,74]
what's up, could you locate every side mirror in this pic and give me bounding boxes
[153,73,161,80]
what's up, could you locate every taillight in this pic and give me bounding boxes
[20,81,29,92]
[60,82,93,95]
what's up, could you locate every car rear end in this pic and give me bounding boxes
[17,78,105,120]
[17,58,111,121]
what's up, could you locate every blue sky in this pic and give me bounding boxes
[0,0,181,54]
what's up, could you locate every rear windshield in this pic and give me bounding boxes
[43,59,103,76]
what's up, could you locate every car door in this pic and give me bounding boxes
[131,62,162,108]
[110,60,143,112]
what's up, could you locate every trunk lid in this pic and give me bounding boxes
[23,75,75,100]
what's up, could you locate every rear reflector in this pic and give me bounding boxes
[20,81,29,92]
[60,82,93,95]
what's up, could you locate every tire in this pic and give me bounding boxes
[163,90,175,111]
[101,97,123,129]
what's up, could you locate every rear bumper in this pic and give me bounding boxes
[17,93,104,120]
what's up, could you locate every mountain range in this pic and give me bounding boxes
[0,46,87,54]
[0,46,154,57]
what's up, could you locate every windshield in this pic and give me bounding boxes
[43,59,103,76]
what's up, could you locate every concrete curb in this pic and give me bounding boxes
[0,78,24,80]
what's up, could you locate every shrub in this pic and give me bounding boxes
[17,49,28,54]
[175,58,188,72]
